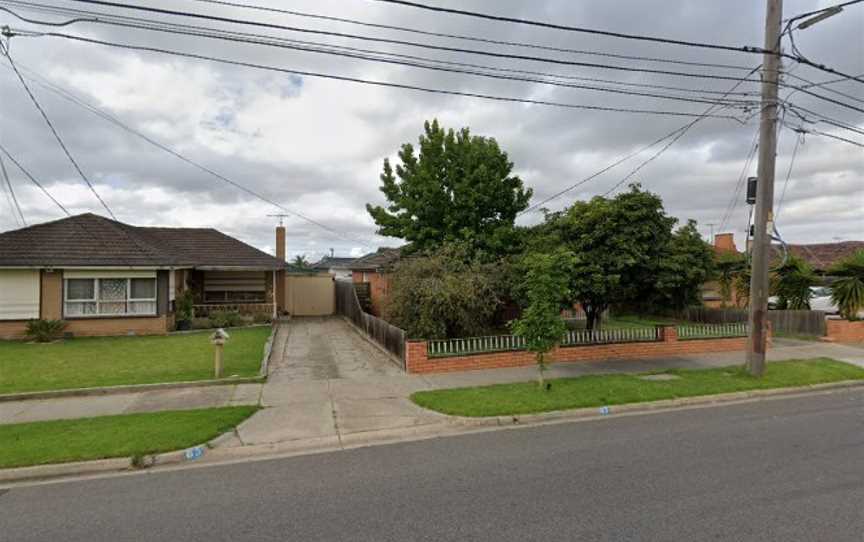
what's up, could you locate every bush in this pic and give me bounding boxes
[25,319,67,342]
[386,244,500,339]
[209,310,242,328]
[175,290,195,322]
[252,312,272,324]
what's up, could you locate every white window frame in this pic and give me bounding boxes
[64,277,157,318]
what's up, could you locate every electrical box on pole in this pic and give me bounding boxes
[746,177,758,204]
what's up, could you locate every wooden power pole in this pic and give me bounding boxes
[746,0,783,377]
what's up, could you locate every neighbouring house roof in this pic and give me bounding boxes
[0,213,287,270]
[312,256,356,270]
[349,247,403,271]
[775,241,864,272]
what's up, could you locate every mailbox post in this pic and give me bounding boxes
[210,328,230,379]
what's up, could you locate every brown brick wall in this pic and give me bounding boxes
[406,326,762,374]
[825,319,864,343]
[0,321,28,339]
[353,271,391,317]
[64,317,170,337]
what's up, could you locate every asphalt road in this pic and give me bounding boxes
[3,390,864,541]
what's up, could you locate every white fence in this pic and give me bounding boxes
[676,322,748,340]
[427,326,661,357]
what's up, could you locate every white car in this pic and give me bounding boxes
[809,287,839,314]
[768,287,839,314]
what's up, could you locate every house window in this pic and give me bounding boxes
[64,277,157,317]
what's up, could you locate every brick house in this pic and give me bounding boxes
[0,213,289,339]
[349,247,402,317]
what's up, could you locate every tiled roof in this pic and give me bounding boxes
[312,256,356,269]
[349,247,403,270]
[0,213,286,269]
[778,241,864,271]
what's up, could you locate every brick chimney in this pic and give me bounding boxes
[276,225,286,261]
[714,233,737,253]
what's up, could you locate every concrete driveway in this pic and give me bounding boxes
[234,318,444,448]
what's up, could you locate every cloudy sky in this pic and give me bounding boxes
[0,0,861,261]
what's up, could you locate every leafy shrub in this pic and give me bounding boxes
[190,317,213,330]
[175,289,195,322]
[25,319,67,342]
[209,310,242,328]
[386,244,500,339]
[252,312,272,324]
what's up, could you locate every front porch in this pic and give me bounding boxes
[179,269,278,318]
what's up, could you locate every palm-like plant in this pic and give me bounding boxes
[772,255,817,310]
[830,250,864,320]
[292,255,311,269]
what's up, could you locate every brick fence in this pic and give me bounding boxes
[824,319,864,343]
[406,326,768,374]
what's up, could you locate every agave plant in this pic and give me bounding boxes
[830,250,864,320]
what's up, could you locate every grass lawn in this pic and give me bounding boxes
[0,326,270,395]
[411,358,864,417]
[0,406,257,469]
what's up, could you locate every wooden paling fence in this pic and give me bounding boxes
[335,281,406,368]
[680,307,827,336]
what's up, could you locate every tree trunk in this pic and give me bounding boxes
[536,352,546,389]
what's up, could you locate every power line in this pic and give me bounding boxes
[0,142,70,214]
[375,0,863,84]
[519,126,688,215]
[718,129,760,232]
[775,130,803,221]
[600,66,764,198]
[521,65,761,212]
[13,3,861,114]
[782,3,864,85]
[1,61,379,249]
[371,0,771,55]
[189,0,755,72]
[11,30,746,122]
[0,38,117,219]
[0,153,25,225]
[0,2,764,107]
[5,0,770,83]
[783,71,864,105]
[12,17,758,111]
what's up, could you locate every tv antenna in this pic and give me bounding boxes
[267,214,291,226]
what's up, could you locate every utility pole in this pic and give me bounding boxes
[706,223,717,244]
[746,0,783,377]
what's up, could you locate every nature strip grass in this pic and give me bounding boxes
[0,327,271,395]
[411,358,864,417]
[0,406,258,469]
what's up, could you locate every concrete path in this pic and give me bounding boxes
[234,318,444,448]
[0,384,261,425]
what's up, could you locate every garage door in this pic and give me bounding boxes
[286,275,335,316]
[0,270,40,320]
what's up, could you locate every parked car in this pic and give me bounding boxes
[768,287,839,313]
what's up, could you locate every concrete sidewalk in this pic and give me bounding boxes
[0,383,261,425]
[3,319,862,437]
[221,321,864,452]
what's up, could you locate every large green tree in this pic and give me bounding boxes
[653,220,716,311]
[546,185,677,330]
[366,119,532,256]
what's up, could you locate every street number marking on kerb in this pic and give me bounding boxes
[185,446,205,460]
